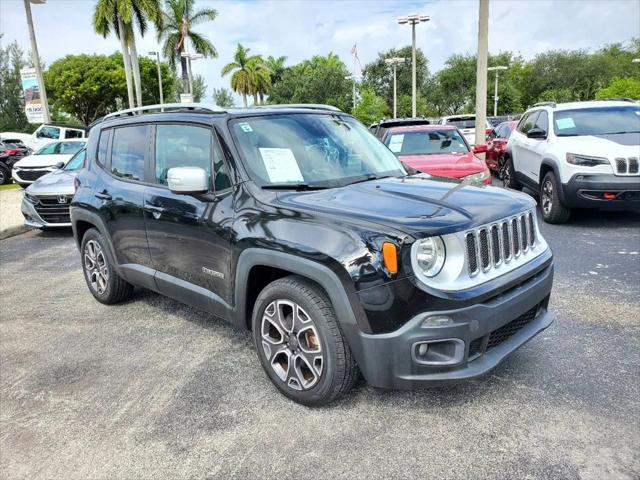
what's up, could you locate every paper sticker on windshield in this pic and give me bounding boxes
[388,134,404,153]
[259,148,304,183]
[238,122,253,133]
[555,118,575,130]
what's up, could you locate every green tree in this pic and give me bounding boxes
[191,74,206,102]
[596,77,640,100]
[0,38,30,132]
[221,44,260,107]
[247,57,271,105]
[352,89,388,126]
[93,0,163,108]
[267,53,352,111]
[265,55,287,85]
[159,0,218,94]
[212,87,235,107]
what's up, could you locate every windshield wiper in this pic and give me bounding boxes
[345,174,393,186]
[600,131,640,134]
[261,183,328,191]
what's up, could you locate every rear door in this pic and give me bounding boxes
[511,111,539,182]
[517,110,549,184]
[143,122,235,315]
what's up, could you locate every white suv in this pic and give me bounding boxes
[439,114,492,146]
[503,100,640,223]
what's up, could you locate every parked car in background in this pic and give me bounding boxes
[22,149,85,228]
[504,100,640,223]
[0,141,31,184]
[486,121,518,175]
[70,103,553,406]
[1,123,87,150]
[12,139,86,187]
[369,117,432,139]
[488,115,510,127]
[381,124,492,184]
[439,114,493,145]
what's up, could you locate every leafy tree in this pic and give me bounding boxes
[265,55,287,85]
[212,87,235,107]
[191,74,206,102]
[0,38,30,132]
[352,89,388,126]
[222,44,260,107]
[247,57,271,105]
[268,53,352,112]
[596,77,640,100]
[159,0,218,94]
[93,0,163,108]
[361,46,428,110]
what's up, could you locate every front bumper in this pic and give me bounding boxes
[343,261,554,389]
[12,168,52,185]
[21,195,71,228]
[562,173,640,210]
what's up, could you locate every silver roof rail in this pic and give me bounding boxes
[532,101,556,108]
[257,103,342,112]
[104,103,225,120]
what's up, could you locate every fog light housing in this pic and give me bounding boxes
[421,315,453,327]
[412,338,465,365]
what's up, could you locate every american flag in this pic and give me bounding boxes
[351,43,358,58]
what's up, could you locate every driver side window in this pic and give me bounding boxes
[518,112,540,134]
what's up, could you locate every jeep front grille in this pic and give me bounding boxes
[614,157,639,176]
[465,211,537,277]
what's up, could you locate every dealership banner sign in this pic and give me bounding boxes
[20,67,44,124]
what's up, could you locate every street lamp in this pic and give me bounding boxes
[397,13,430,117]
[23,0,51,123]
[384,57,406,118]
[148,52,164,106]
[487,65,508,117]
[180,52,204,97]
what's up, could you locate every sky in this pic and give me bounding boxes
[1,0,639,104]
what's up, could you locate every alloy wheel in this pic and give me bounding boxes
[260,299,323,391]
[542,179,553,215]
[500,161,510,188]
[84,240,109,295]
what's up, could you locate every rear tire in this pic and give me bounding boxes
[252,275,358,406]
[80,228,134,304]
[500,156,521,190]
[540,171,571,224]
[0,164,10,185]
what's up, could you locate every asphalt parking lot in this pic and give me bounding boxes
[1,208,639,480]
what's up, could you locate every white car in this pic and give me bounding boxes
[439,114,492,145]
[503,100,640,223]
[12,139,86,187]
[1,123,86,150]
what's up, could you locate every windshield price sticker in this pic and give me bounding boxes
[388,134,404,153]
[238,122,253,132]
[555,118,576,130]
[259,148,304,183]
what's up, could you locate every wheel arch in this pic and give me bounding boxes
[71,208,120,273]
[539,159,566,202]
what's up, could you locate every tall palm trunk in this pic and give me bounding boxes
[180,47,190,93]
[252,92,258,106]
[259,92,265,105]
[127,29,143,107]
[242,93,247,108]
[117,16,135,109]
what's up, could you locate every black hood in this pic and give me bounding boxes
[273,175,535,238]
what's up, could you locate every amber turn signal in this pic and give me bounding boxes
[382,242,398,274]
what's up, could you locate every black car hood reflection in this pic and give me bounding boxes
[272,175,535,237]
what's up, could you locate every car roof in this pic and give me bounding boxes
[442,114,475,120]
[553,100,638,111]
[388,124,457,133]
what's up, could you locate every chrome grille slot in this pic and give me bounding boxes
[465,211,538,276]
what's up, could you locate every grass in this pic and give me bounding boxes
[0,182,20,191]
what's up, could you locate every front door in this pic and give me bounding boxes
[143,123,235,316]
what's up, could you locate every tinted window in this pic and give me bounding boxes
[97,129,110,165]
[553,106,640,136]
[155,124,212,187]
[534,111,549,132]
[64,129,84,139]
[110,126,148,181]
[518,111,539,134]
[445,117,476,129]
[36,126,60,139]
[384,129,469,155]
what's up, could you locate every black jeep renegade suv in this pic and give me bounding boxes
[71,103,554,406]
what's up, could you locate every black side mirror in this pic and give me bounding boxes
[527,128,547,139]
[54,161,65,169]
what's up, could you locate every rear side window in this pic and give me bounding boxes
[65,129,84,139]
[97,129,110,165]
[110,125,148,181]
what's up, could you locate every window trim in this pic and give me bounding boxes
[105,123,152,186]
[96,128,112,167]
[534,110,549,133]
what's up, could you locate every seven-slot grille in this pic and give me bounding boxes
[465,211,536,276]
[614,157,639,175]
[31,194,73,224]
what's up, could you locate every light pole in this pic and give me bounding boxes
[474,0,489,147]
[23,0,50,123]
[180,52,204,97]
[397,13,429,118]
[487,66,508,117]
[148,52,164,106]
[385,57,405,118]
[345,75,356,109]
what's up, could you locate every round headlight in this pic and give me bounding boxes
[415,236,446,277]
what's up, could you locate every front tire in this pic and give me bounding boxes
[252,276,358,406]
[0,164,10,185]
[500,156,521,190]
[540,171,571,224]
[80,228,134,304]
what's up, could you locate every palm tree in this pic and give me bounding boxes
[158,0,218,95]
[93,0,162,108]
[265,55,287,84]
[247,58,271,105]
[221,44,260,107]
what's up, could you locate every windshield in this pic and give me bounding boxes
[230,113,406,188]
[445,117,476,129]
[35,141,85,155]
[36,126,61,139]
[64,149,86,171]
[554,106,640,136]
[385,129,470,155]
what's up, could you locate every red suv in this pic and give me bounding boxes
[381,125,491,184]
[486,121,518,175]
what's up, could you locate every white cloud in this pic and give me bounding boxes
[1,0,638,106]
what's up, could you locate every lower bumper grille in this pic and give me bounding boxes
[16,169,48,181]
